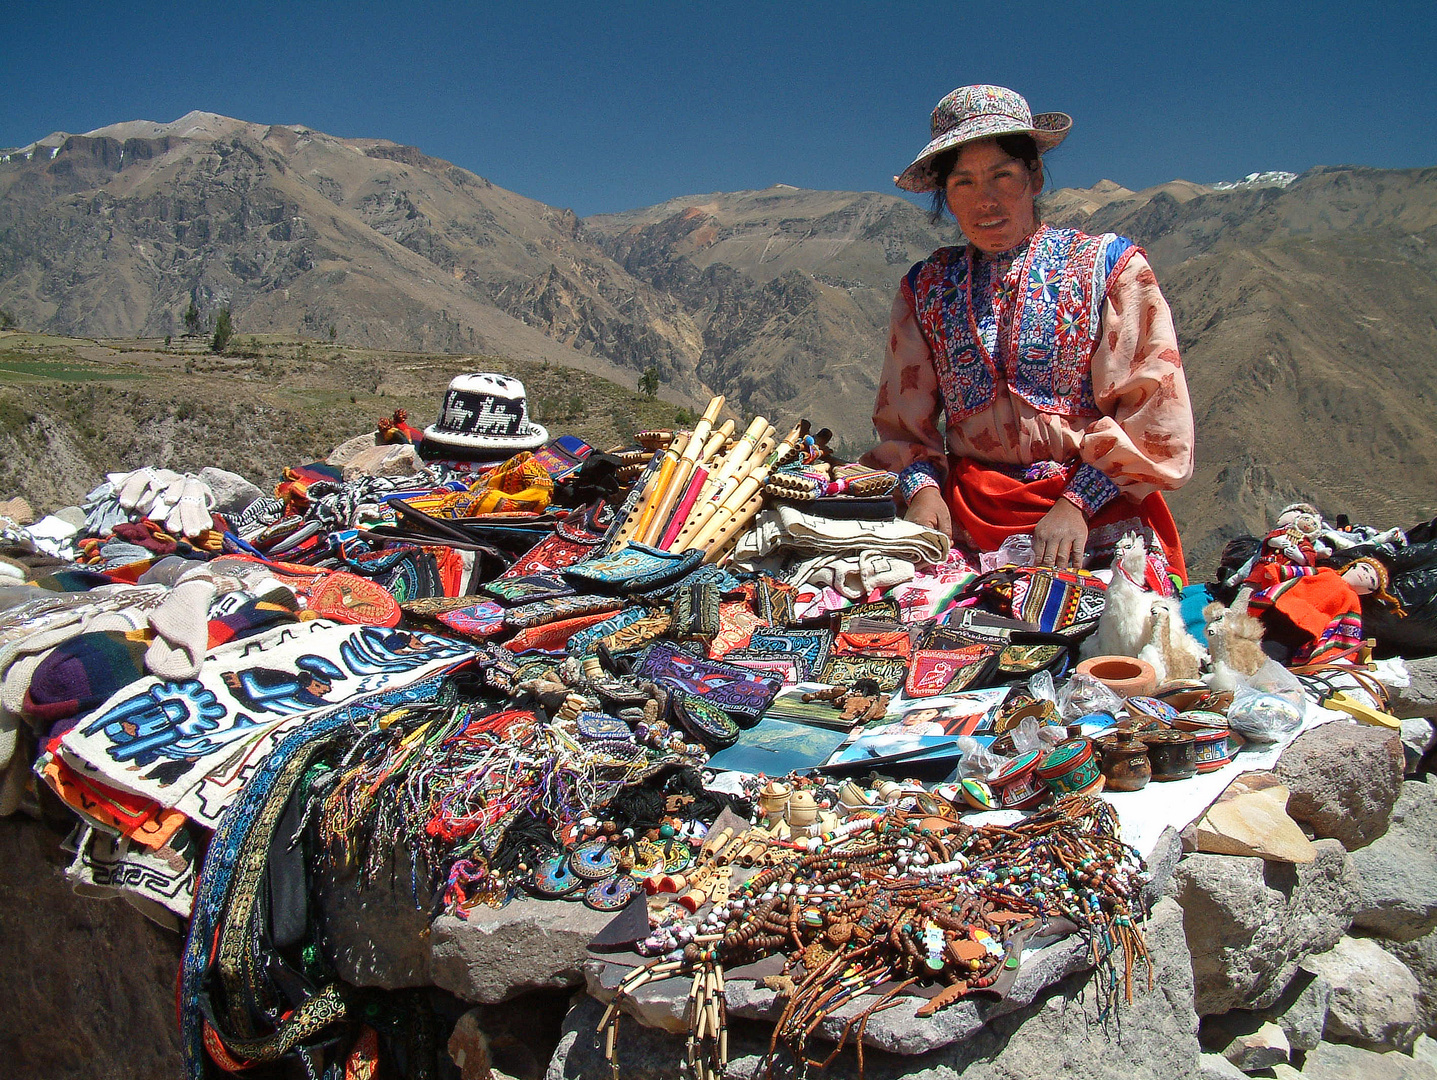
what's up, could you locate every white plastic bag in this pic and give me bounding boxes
[1227,685,1304,743]
[1058,672,1124,720]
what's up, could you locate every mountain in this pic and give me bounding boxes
[3,113,1437,572]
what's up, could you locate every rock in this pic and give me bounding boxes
[1173,838,1357,1015]
[1197,1052,1249,1079]
[50,506,86,529]
[1402,718,1437,775]
[1275,723,1405,850]
[1377,928,1437,1035]
[342,442,426,481]
[1219,1019,1289,1071]
[327,432,379,465]
[1416,1034,1437,1071]
[0,819,185,1080]
[1295,1040,1437,1080]
[0,497,34,525]
[1393,658,1437,721]
[553,897,1202,1078]
[1353,779,1437,940]
[1142,825,1184,906]
[1258,968,1332,1052]
[317,856,435,988]
[431,898,617,1004]
[197,466,264,514]
[1303,936,1422,1052]
[449,1009,498,1079]
[1193,772,1316,863]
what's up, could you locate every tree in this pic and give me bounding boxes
[212,307,233,353]
[327,323,337,342]
[639,366,660,400]
[183,300,201,335]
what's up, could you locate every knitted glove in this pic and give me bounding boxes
[163,476,216,539]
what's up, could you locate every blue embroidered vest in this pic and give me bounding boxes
[906,225,1135,423]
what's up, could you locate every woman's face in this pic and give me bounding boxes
[944,139,1042,254]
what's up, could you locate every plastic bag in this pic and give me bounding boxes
[956,736,1002,779]
[1227,685,1304,743]
[1058,672,1124,721]
[1028,670,1058,706]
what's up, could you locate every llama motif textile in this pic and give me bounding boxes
[52,620,473,827]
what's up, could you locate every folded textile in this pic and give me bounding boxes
[732,504,949,567]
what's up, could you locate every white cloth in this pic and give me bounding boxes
[733,505,950,566]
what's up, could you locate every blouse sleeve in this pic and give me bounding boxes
[1065,251,1195,513]
[862,280,948,503]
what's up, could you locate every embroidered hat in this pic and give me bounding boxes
[421,373,549,456]
[895,84,1071,193]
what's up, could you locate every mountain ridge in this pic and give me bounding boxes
[3,112,1436,570]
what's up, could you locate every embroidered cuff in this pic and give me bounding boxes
[1062,463,1121,518]
[898,462,942,503]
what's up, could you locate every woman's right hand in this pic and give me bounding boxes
[904,486,953,538]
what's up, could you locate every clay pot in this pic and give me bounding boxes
[784,790,818,828]
[1095,735,1152,791]
[996,699,1061,733]
[1140,729,1197,782]
[1036,739,1104,797]
[759,780,791,821]
[1075,655,1157,699]
[989,750,1047,810]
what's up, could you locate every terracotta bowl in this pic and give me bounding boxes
[1075,655,1157,699]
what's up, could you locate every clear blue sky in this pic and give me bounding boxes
[3,0,1434,216]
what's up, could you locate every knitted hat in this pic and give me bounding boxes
[22,631,150,724]
[422,374,548,457]
[895,84,1071,193]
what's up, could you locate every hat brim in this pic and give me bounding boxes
[421,422,549,455]
[895,111,1072,193]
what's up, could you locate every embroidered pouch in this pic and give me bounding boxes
[1009,569,1106,633]
[737,629,833,681]
[308,571,402,627]
[481,572,576,606]
[501,502,609,578]
[436,601,508,640]
[565,606,652,657]
[564,542,704,594]
[832,599,902,630]
[997,641,1072,679]
[667,690,741,748]
[670,571,723,644]
[723,656,800,683]
[502,593,624,630]
[637,642,781,722]
[506,610,621,654]
[904,644,1003,698]
[708,600,766,659]
[832,630,912,659]
[752,576,798,627]
[817,654,908,693]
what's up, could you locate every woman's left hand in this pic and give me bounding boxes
[1032,498,1089,570]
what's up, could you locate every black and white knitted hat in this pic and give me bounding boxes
[422,374,549,455]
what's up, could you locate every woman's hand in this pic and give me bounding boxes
[1032,497,1088,570]
[904,486,953,539]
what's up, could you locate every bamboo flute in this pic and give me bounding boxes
[687,423,803,554]
[700,492,765,563]
[657,465,708,549]
[634,395,724,546]
[670,423,775,550]
[601,450,665,552]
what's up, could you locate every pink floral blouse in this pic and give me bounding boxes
[865,234,1195,518]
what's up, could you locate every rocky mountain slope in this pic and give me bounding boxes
[3,113,1436,571]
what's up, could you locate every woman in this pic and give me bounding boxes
[864,85,1194,580]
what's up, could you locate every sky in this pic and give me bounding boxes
[3,0,1435,217]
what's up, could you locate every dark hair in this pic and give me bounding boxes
[926,133,1045,224]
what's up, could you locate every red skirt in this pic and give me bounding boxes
[942,457,1188,584]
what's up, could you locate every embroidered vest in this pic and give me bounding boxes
[907,225,1135,423]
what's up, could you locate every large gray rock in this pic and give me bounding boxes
[1172,838,1357,1015]
[1197,1053,1248,1079]
[1393,658,1437,721]
[1378,928,1437,1036]
[1354,779,1437,941]
[1275,723,1405,850]
[197,466,264,514]
[551,897,1202,1078]
[1261,968,1333,1052]
[1403,718,1437,776]
[1304,936,1423,1052]
[0,819,185,1080]
[432,899,617,1004]
[1143,825,1184,905]
[1287,1039,1437,1080]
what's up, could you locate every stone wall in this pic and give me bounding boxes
[4,688,1437,1079]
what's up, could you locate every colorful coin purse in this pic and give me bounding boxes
[637,642,781,724]
[564,542,704,594]
[904,644,1003,698]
